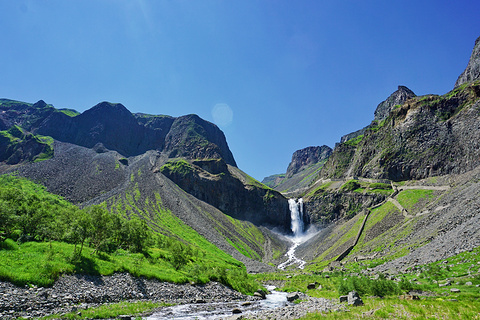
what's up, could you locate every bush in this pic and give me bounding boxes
[341,180,361,192]
[338,276,401,297]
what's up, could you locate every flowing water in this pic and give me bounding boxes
[145,285,287,320]
[278,198,313,270]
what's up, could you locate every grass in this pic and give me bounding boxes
[300,297,480,319]
[344,134,364,147]
[396,189,434,212]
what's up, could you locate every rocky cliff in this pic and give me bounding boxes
[340,86,416,144]
[262,145,332,195]
[286,146,332,178]
[320,37,480,182]
[321,81,480,181]
[455,36,480,88]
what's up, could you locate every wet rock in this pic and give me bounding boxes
[286,292,299,302]
[450,288,461,293]
[232,308,242,314]
[307,283,316,290]
[339,295,348,303]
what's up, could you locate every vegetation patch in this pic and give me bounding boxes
[396,189,434,212]
[0,175,261,294]
[344,134,364,147]
[160,159,194,177]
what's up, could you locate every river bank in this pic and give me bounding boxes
[0,273,252,319]
[0,273,345,319]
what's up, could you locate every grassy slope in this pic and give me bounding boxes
[0,175,260,294]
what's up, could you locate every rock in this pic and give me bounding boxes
[232,308,242,314]
[347,291,363,306]
[465,282,473,286]
[399,294,419,300]
[307,283,316,290]
[450,288,461,293]
[241,301,251,306]
[339,295,348,303]
[117,316,132,320]
[254,290,266,299]
[195,298,206,304]
[286,293,299,302]
[455,36,480,88]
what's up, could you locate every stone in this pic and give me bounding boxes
[347,291,364,306]
[307,283,316,290]
[117,316,132,320]
[241,301,251,306]
[465,282,473,286]
[339,295,348,303]
[232,308,242,314]
[450,288,461,293]
[286,293,299,302]
[195,298,206,304]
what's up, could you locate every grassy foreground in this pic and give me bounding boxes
[254,246,480,319]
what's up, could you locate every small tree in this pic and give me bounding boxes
[70,209,92,258]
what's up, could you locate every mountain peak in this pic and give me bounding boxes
[286,145,332,178]
[373,85,416,121]
[455,36,480,88]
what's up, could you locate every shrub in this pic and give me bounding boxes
[341,180,361,192]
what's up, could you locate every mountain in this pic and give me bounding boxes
[339,85,416,144]
[292,35,480,269]
[262,145,332,195]
[455,36,480,88]
[0,99,291,272]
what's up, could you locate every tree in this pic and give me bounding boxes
[70,209,92,257]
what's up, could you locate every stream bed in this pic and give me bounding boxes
[145,285,288,320]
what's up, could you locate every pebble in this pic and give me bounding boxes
[0,273,248,320]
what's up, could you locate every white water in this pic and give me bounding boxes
[145,285,287,319]
[289,198,305,236]
[278,198,315,270]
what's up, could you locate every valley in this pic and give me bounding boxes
[1,35,480,319]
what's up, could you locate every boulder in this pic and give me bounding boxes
[347,291,364,306]
[339,295,348,303]
[286,292,299,302]
[307,283,316,290]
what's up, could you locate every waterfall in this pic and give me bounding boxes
[288,198,304,237]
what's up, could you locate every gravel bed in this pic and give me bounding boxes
[0,273,251,319]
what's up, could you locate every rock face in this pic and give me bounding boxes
[322,82,480,181]
[286,146,332,178]
[0,126,53,165]
[304,191,387,225]
[340,85,416,144]
[374,86,416,122]
[159,159,290,229]
[262,145,332,195]
[455,36,480,88]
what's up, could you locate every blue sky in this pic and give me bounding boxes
[1,1,479,180]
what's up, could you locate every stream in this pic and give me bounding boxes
[145,285,288,319]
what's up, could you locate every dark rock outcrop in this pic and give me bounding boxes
[262,146,332,195]
[0,100,237,166]
[160,159,290,229]
[164,114,237,166]
[340,86,416,144]
[286,146,332,178]
[0,126,53,165]
[304,191,387,225]
[373,86,416,122]
[455,36,480,88]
